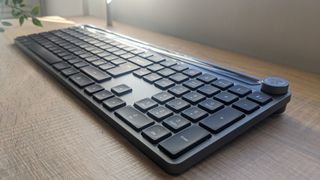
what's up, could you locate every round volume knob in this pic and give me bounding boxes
[261,76,289,95]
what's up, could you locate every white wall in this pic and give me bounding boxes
[45,0,83,17]
[105,0,319,73]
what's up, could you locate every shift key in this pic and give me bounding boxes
[159,126,211,159]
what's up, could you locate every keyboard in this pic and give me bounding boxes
[15,25,291,175]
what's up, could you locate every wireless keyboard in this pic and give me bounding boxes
[15,25,291,175]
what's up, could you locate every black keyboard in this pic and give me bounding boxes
[15,25,291,175]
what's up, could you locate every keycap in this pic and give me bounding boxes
[214,92,238,105]
[61,67,79,76]
[120,53,135,59]
[134,98,158,112]
[198,99,224,113]
[115,106,154,131]
[158,68,176,77]
[247,92,272,105]
[111,58,127,65]
[159,126,211,159]
[128,56,153,67]
[160,60,177,67]
[91,59,107,66]
[197,85,220,97]
[99,63,115,70]
[233,99,259,114]
[133,69,151,78]
[142,125,171,144]
[147,106,173,121]
[67,58,82,64]
[183,69,202,77]
[113,50,127,56]
[200,107,245,133]
[84,84,104,95]
[171,64,189,72]
[182,107,208,122]
[212,79,233,90]
[85,56,100,62]
[74,61,89,68]
[143,73,162,83]
[152,92,175,104]
[169,73,189,83]
[154,79,175,90]
[228,85,252,97]
[103,97,126,111]
[29,42,63,64]
[168,85,190,97]
[163,115,191,133]
[139,52,153,58]
[182,92,206,105]
[147,64,164,72]
[81,66,111,82]
[147,55,165,63]
[70,73,94,88]
[93,90,114,102]
[53,62,71,71]
[166,99,190,112]
[183,79,204,90]
[107,63,139,77]
[131,49,145,55]
[111,84,132,96]
[104,55,118,61]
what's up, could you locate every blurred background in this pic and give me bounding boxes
[1,0,319,73]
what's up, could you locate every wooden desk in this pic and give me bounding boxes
[1,16,320,179]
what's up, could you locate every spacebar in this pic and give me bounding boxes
[28,42,63,64]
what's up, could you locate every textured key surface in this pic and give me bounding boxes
[142,125,171,144]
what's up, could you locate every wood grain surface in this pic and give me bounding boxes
[1,16,320,179]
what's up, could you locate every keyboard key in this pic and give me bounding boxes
[85,56,100,62]
[212,79,233,90]
[200,107,245,133]
[247,92,272,105]
[103,97,126,111]
[147,55,165,63]
[128,56,153,67]
[143,73,162,83]
[158,68,176,77]
[163,115,191,133]
[104,55,118,61]
[29,42,63,64]
[107,63,139,77]
[183,69,202,77]
[214,92,238,105]
[111,84,132,96]
[113,50,127,56]
[171,64,189,72]
[169,73,189,83]
[147,106,173,121]
[91,59,107,66]
[70,73,94,88]
[182,92,205,105]
[111,58,127,65]
[139,52,153,58]
[131,49,145,55]
[74,61,89,68]
[84,84,104,95]
[197,73,217,83]
[181,107,208,122]
[53,62,71,71]
[67,58,82,64]
[166,99,190,112]
[228,85,252,97]
[183,79,204,90]
[120,53,135,59]
[154,79,175,90]
[115,106,154,131]
[61,67,79,77]
[93,90,114,102]
[233,99,259,114]
[99,63,115,70]
[152,92,175,104]
[160,60,177,67]
[134,98,158,112]
[133,69,151,78]
[197,85,220,97]
[81,66,111,82]
[159,126,211,159]
[142,125,171,144]
[147,64,164,72]
[198,99,224,113]
[168,85,190,97]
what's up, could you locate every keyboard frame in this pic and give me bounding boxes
[15,25,291,175]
